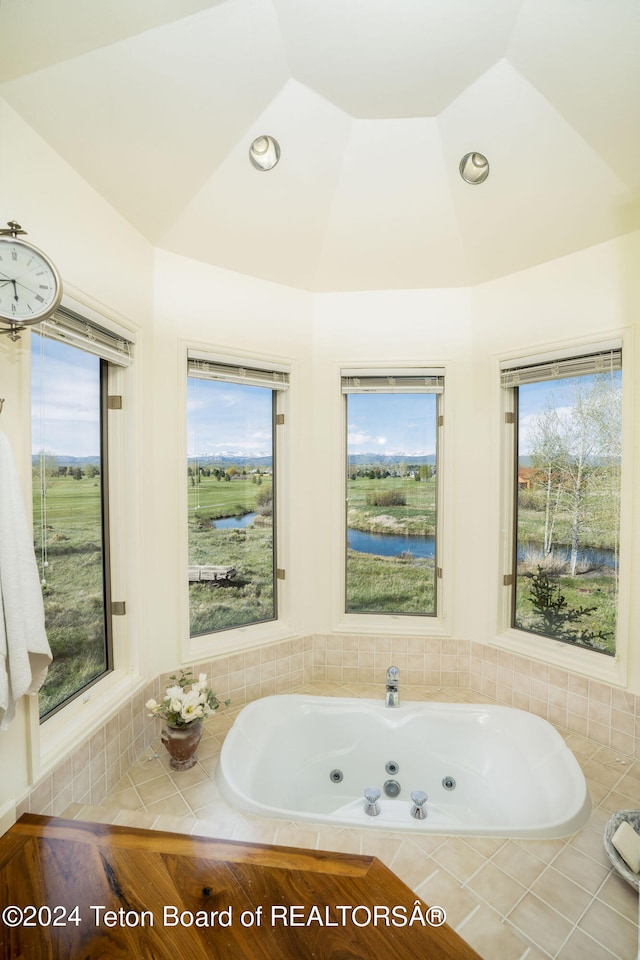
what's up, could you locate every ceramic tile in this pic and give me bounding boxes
[41,673,640,960]
[466,861,527,916]
[457,904,532,960]
[491,842,550,887]
[529,867,594,924]
[557,925,619,960]
[507,893,574,957]
[577,897,638,959]
[431,837,487,883]
[552,844,610,895]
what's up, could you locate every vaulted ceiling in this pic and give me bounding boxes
[1,0,639,291]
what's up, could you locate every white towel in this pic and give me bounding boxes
[0,430,52,730]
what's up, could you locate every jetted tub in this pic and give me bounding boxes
[217,695,591,837]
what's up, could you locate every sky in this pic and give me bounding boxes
[347,393,437,457]
[31,334,101,458]
[187,377,273,458]
[517,372,622,456]
[32,341,622,461]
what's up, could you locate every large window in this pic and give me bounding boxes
[343,369,443,617]
[187,352,287,636]
[502,346,622,656]
[31,309,132,718]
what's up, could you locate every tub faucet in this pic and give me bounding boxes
[385,666,400,707]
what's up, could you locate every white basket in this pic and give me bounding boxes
[604,810,640,891]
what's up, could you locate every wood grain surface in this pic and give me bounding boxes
[0,814,481,959]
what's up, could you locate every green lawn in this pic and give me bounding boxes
[32,475,107,717]
[187,474,275,634]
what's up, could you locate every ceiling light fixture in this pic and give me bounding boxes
[459,152,489,184]
[249,135,281,171]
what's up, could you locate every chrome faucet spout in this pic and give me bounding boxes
[385,665,400,707]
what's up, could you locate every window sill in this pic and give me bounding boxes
[36,669,146,778]
[333,612,450,638]
[184,619,298,662]
[492,628,625,687]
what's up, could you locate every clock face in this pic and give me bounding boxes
[0,237,62,324]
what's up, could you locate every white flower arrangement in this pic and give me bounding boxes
[146,670,227,727]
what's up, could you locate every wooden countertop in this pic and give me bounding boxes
[0,814,481,959]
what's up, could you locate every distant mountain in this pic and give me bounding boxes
[348,453,436,466]
[188,454,273,468]
[32,454,100,468]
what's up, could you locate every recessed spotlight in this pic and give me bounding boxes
[249,135,281,171]
[459,152,489,184]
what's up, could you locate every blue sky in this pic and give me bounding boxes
[31,335,101,458]
[517,372,622,456]
[347,393,437,457]
[187,377,272,458]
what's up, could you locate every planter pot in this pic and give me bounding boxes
[161,719,203,771]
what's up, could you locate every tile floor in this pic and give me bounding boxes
[63,682,640,959]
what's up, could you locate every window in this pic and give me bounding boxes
[187,352,288,636]
[342,369,443,617]
[31,308,132,718]
[502,346,622,656]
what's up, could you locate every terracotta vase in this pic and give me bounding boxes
[161,719,203,771]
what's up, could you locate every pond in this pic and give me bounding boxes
[347,528,435,559]
[213,512,257,529]
[517,541,617,570]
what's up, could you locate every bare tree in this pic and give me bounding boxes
[527,372,621,575]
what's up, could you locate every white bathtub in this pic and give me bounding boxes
[217,695,591,837]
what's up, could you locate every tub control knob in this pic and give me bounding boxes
[364,786,381,817]
[410,789,428,820]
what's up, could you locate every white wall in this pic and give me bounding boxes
[0,99,154,809]
[310,287,473,635]
[470,233,640,690]
[308,234,640,691]
[151,250,314,665]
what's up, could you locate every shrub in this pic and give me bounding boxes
[366,489,406,507]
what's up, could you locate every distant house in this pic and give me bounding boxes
[518,468,533,489]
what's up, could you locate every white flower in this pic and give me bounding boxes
[165,685,183,700]
[180,690,204,721]
[170,698,183,713]
[145,698,158,710]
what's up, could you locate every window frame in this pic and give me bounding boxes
[31,307,133,721]
[335,363,450,637]
[30,294,138,776]
[497,337,631,686]
[183,346,290,659]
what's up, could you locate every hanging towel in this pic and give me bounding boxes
[0,430,52,730]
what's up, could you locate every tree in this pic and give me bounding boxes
[528,406,564,556]
[33,451,58,498]
[526,372,621,575]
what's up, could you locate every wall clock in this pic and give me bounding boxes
[0,221,63,341]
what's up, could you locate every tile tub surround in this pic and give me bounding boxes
[17,635,311,819]
[62,681,640,960]
[18,633,640,822]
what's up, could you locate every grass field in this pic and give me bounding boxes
[346,476,437,614]
[187,474,275,634]
[346,476,436,535]
[515,486,618,654]
[32,475,108,717]
[32,466,618,717]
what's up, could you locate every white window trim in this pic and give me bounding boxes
[31,291,141,777]
[181,343,293,661]
[495,332,632,688]
[334,361,452,637]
